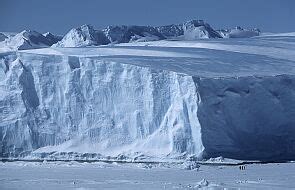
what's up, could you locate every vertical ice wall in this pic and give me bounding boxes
[195,76,295,161]
[0,53,204,159]
[1,52,295,161]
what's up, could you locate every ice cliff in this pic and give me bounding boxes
[0,33,295,162]
[0,53,204,160]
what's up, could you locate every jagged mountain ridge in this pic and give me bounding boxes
[103,25,166,43]
[53,25,110,47]
[182,20,222,39]
[0,20,261,50]
[56,20,222,47]
[55,20,260,47]
[1,30,62,50]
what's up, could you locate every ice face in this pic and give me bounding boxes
[195,76,295,160]
[0,52,204,159]
[1,34,295,161]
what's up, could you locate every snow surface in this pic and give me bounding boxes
[0,33,295,162]
[0,161,295,189]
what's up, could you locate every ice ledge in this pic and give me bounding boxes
[19,36,295,77]
[1,41,295,161]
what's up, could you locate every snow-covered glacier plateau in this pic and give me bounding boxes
[1,33,295,162]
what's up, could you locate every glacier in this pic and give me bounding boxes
[1,33,295,162]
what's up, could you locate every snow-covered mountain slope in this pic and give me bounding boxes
[55,24,165,47]
[103,25,165,43]
[183,20,222,39]
[156,24,184,38]
[1,30,58,51]
[0,20,261,50]
[55,20,257,47]
[1,33,295,161]
[218,26,260,38]
[53,25,109,47]
[43,32,62,44]
[156,20,223,39]
[0,33,8,42]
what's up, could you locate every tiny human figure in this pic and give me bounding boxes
[239,165,246,170]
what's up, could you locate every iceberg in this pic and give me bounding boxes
[0,31,294,162]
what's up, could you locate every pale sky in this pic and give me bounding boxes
[1,0,294,34]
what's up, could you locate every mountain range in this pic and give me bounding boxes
[0,19,260,50]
